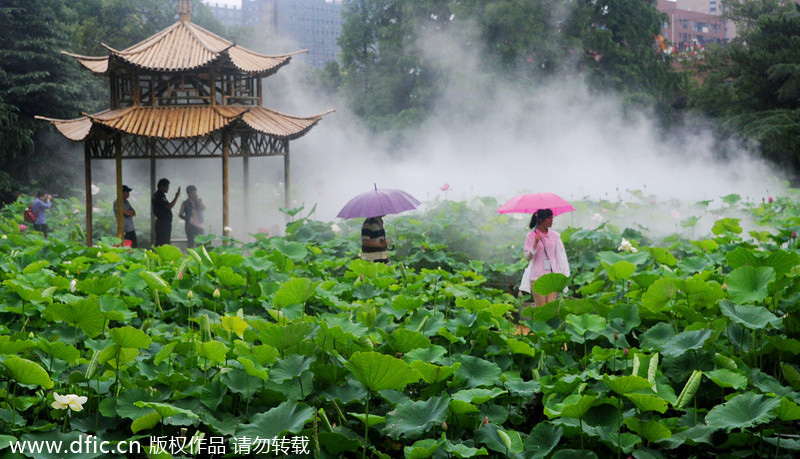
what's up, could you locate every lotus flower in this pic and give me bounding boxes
[19,224,26,231]
[439,183,451,191]
[670,209,681,221]
[70,279,77,293]
[618,238,638,253]
[52,393,87,412]
[330,223,342,235]
[91,184,100,195]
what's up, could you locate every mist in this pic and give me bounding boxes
[80,12,787,243]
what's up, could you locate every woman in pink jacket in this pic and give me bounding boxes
[523,208,570,306]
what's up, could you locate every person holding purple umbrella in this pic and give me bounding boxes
[361,216,390,263]
[524,208,570,306]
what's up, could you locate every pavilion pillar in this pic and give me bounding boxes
[223,131,230,236]
[242,133,250,233]
[284,148,290,211]
[150,143,156,246]
[84,142,93,246]
[115,134,124,241]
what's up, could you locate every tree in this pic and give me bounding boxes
[0,0,92,199]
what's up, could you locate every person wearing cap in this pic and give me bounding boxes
[113,185,138,248]
[152,178,180,247]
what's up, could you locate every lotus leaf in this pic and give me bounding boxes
[505,337,536,357]
[409,360,460,384]
[533,272,570,295]
[2,357,53,389]
[214,266,246,288]
[235,400,315,439]
[273,278,314,308]
[404,439,441,459]
[724,266,775,304]
[270,354,313,384]
[623,418,671,442]
[705,369,748,390]
[475,424,524,455]
[389,328,431,353]
[719,301,782,330]
[524,422,562,459]
[345,351,420,392]
[660,329,712,356]
[774,397,800,421]
[452,388,507,404]
[384,395,449,439]
[603,375,653,395]
[108,326,152,349]
[319,430,361,455]
[194,340,228,365]
[139,270,170,294]
[602,261,637,282]
[453,355,502,388]
[705,392,780,431]
[551,450,598,459]
[47,296,105,338]
[625,393,668,413]
[348,412,385,426]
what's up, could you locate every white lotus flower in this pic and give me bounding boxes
[223,226,232,234]
[70,279,77,293]
[330,223,342,235]
[591,213,604,226]
[618,238,638,253]
[91,184,100,195]
[52,393,87,412]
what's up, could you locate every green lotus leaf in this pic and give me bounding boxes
[676,256,711,274]
[705,392,780,431]
[0,337,35,355]
[452,388,506,405]
[2,357,54,389]
[214,266,246,288]
[269,239,309,261]
[404,438,441,459]
[194,340,229,365]
[139,270,170,294]
[449,399,480,415]
[533,272,569,295]
[623,418,671,442]
[235,400,315,439]
[409,360,460,384]
[524,422,562,459]
[36,340,80,365]
[625,393,668,413]
[4,279,44,303]
[565,314,606,343]
[601,261,637,282]
[719,301,782,330]
[270,354,313,384]
[404,345,447,364]
[348,412,385,427]
[608,302,641,334]
[768,336,800,354]
[641,278,679,312]
[109,326,152,349]
[76,275,120,295]
[392,295,425,311]
[455,297,491,312]
[345,351,420,392]
[153,244,183,263]
[603,375,653,395]
[545,394,597,419]
[258,322,311,350]
[639,322,676,350]
[221,314,249,338]
[384,396,449,440]
[683,278,724,309]
[475,424,524,455]
[724,266,774,304]
[705,369,748,390]
[130,410,162,433]
[319,431,361,455]
[453,355,502,388]
[506,337,536,357]
[237,356,269,381]
[389,328,431,353]
[273,278,314,308]
[774,397,800,421]
[661,329,712,356]
[442,438,488,457]
[711,217,741,235]
[597,251,650,266]
[648,247,677,266]
[47,296,105,338]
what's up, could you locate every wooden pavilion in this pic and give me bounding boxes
[37,0,332,246]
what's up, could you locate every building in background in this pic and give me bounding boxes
[657,0,736,51]
[201,0,342,67]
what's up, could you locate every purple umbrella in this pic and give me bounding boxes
[337,185,421,219]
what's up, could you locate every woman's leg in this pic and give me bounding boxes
[533,293,547,307]
[546,292,559,304]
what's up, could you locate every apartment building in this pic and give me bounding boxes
[657,0,736,50]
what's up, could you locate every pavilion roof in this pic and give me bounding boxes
[63,20,305,76]
[36,106,334,141]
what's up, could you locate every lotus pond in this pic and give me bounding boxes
[0,190,799,458]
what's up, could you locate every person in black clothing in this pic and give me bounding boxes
[151,178,180,246]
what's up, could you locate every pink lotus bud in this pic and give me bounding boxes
[768,196,774,203]
[177,270,184,280]
[482,416,489,425]
[792,231,797,239]
[441,421,448,430]
[623,348,629,356]
[19,224,26,231]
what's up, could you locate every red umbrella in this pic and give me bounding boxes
[496,193,574,215]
